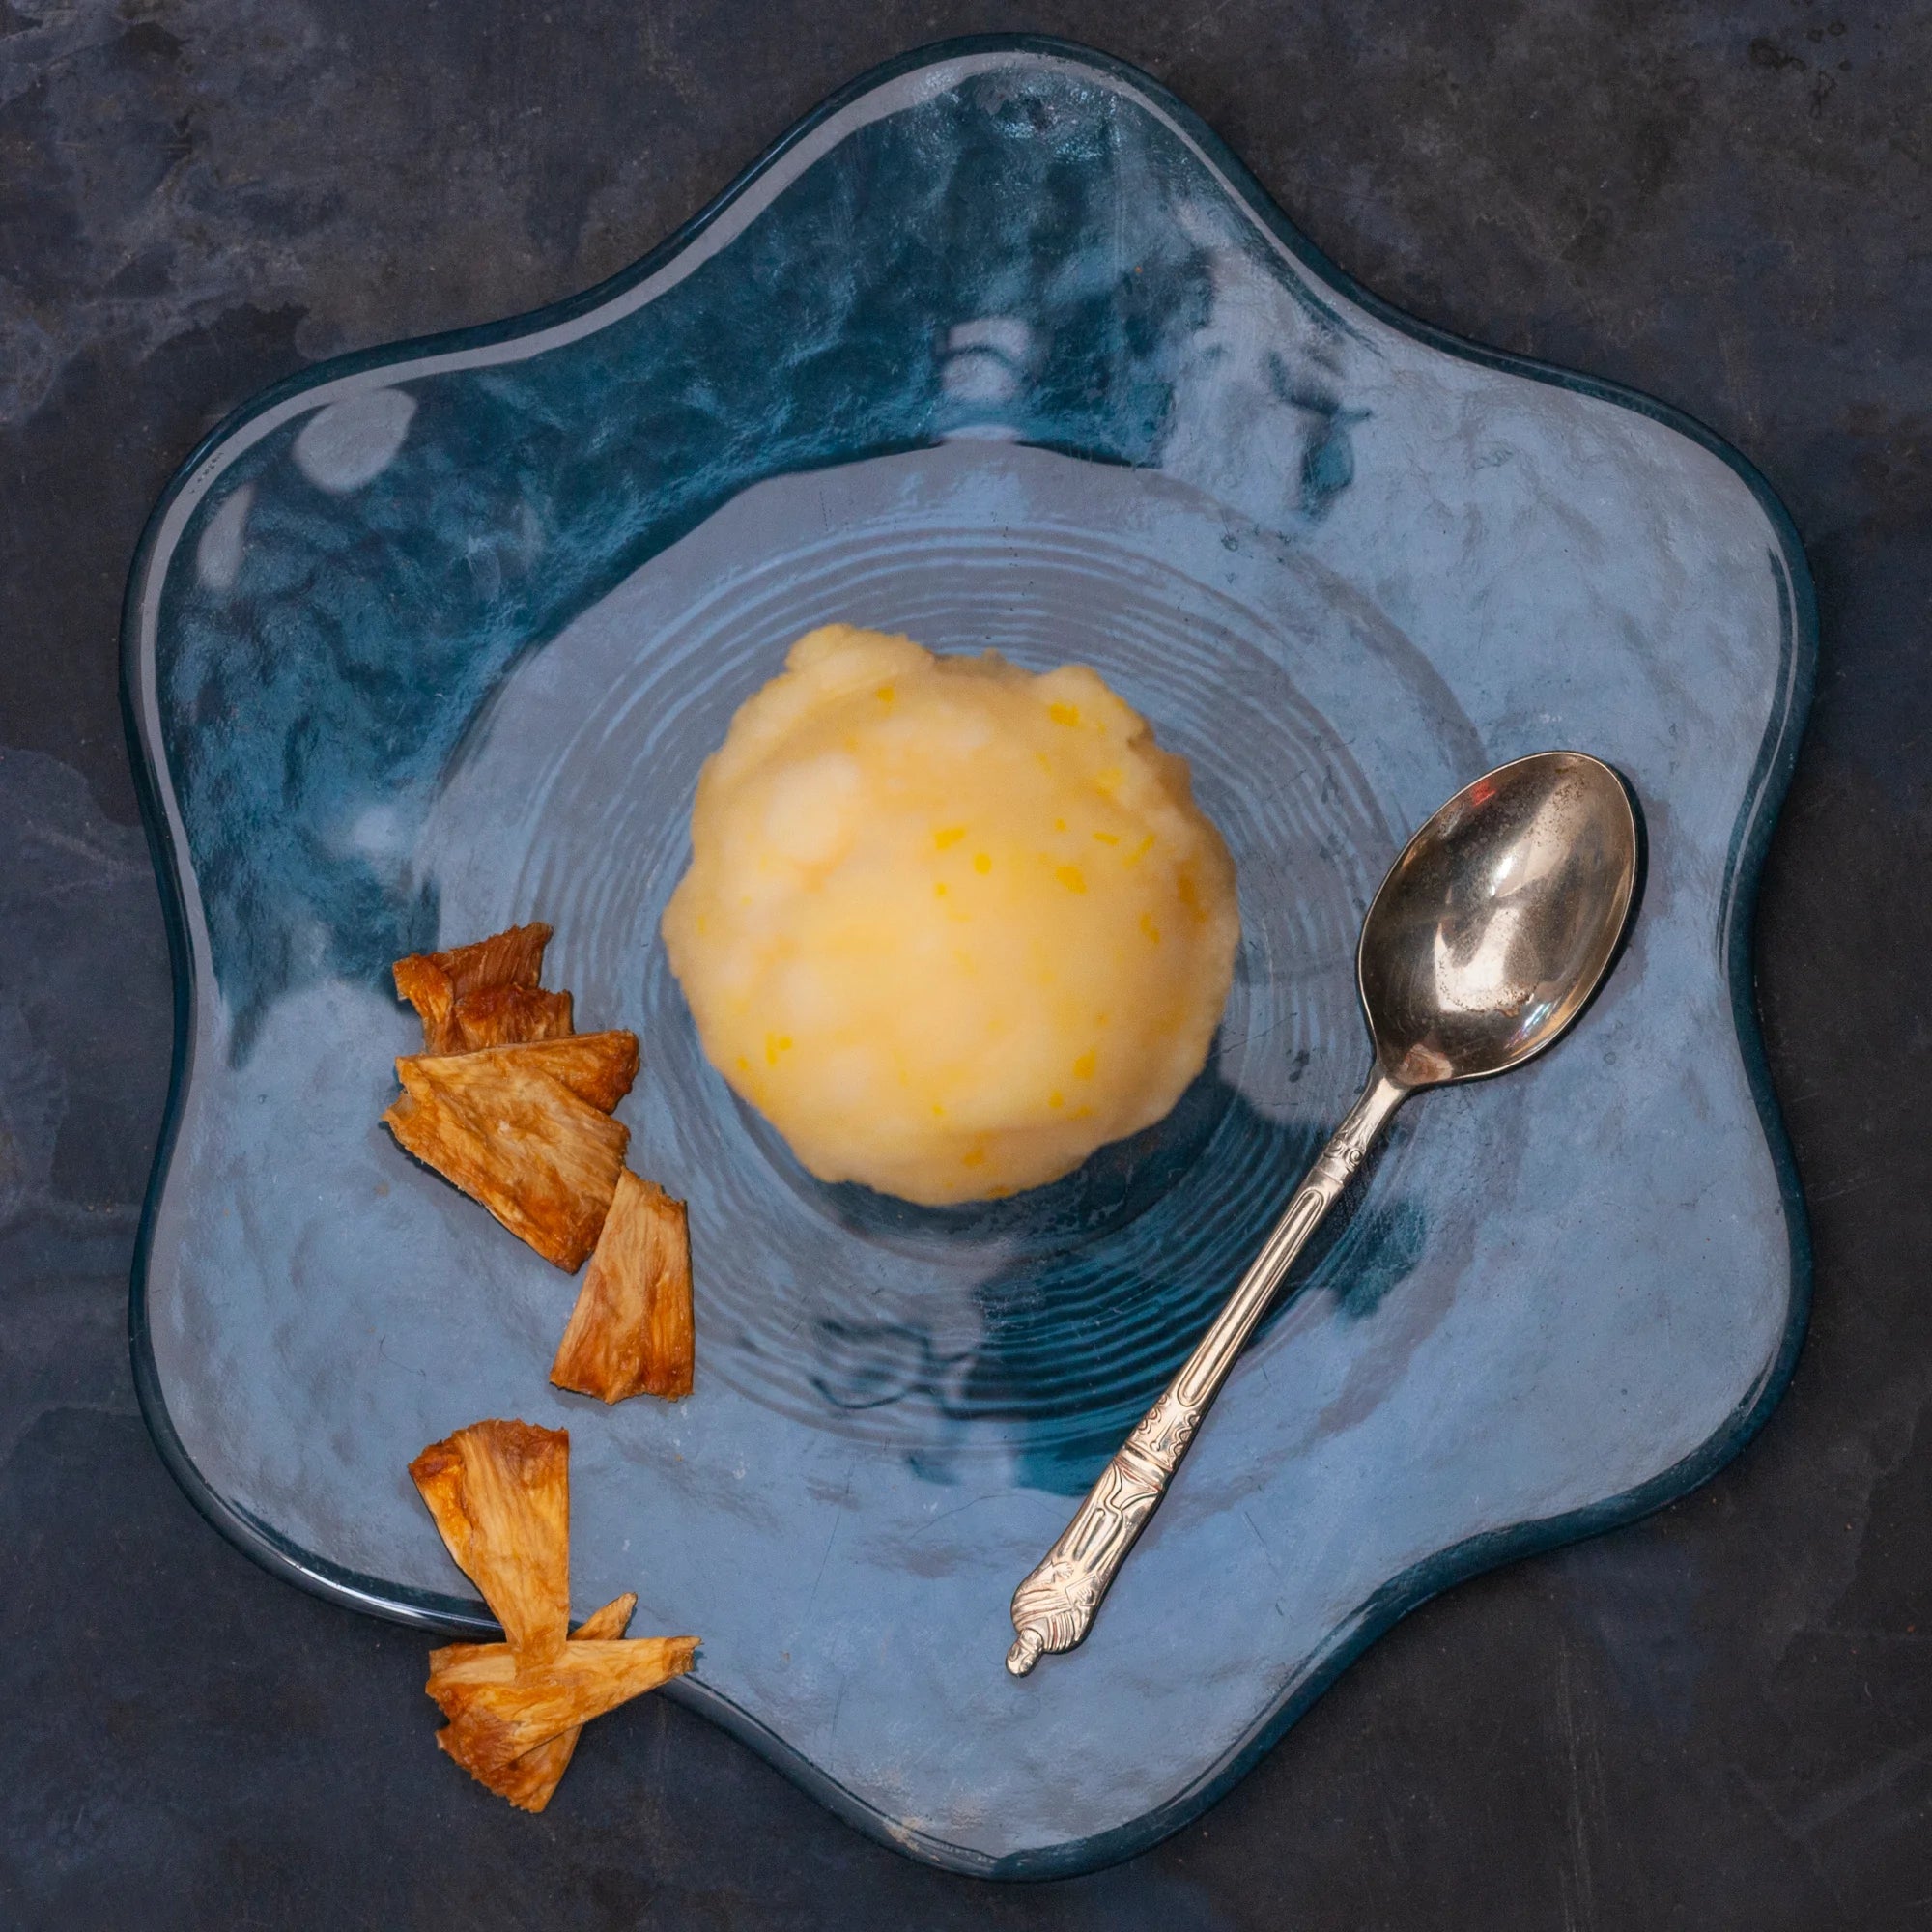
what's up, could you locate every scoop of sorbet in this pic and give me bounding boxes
[661,625,1239,1206]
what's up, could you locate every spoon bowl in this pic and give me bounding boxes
[1358,752,1639,1090]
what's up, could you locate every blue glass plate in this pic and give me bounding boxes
[123,37,1812,1877]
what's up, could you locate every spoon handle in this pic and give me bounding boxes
[1006,1069,1408,1676]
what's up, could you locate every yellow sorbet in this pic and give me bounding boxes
[661,624,1240,1206]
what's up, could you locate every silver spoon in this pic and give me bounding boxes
[1007,751,1639,1676]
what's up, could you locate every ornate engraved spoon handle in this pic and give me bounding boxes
[1006,1069,1408,1676]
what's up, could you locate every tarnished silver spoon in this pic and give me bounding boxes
[1007,751,1639,1676]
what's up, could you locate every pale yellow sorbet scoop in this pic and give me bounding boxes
[661,625,1240,1206]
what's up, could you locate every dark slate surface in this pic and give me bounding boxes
[1,3,1925,1925]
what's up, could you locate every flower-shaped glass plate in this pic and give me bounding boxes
[125,37,1812,1877]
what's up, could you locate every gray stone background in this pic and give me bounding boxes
[2,2,1927,1925]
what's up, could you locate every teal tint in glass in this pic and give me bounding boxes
[125,37,1812,1877]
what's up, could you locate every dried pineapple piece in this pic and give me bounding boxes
[440,984,575,1055]
[397,1033,639,1117]
[552,1171,695,1404]
[428,1637,699,1780]
[430,1592,636,1811]
[394,923,554,1053]
[409,1420,571,1662]
[410,1417,699,1812]
[384,1054,628,1270]
[428,1593,635,1685]
[575,1593,638,1638]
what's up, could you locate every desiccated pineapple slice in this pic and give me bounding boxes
[394,923,554,1054]
[428,1591,637,1811]
[408,1420,571,1662]
[439,984,576,1055]
[427,1636,699,1781]
[551,1171,694,1404]
[397,1032,639,1118]
[384,1055,628,1270]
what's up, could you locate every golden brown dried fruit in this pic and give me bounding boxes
[430,1592,637,1811]
[429,1637,699,1779]
[409,1420,571,1662]
[428,1591,636,1684]
[398,1033,639,1117]
[551,1171,695,1404]
[394,923,554,1052]
[410,1415,697,1813]
[384,1055,628,1270]
[440,985,576,1055]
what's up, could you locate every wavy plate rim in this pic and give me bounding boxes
[118,33,1815,1879]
